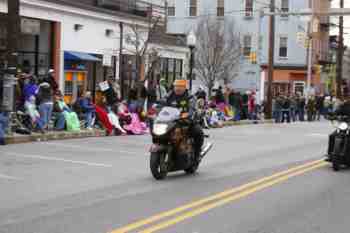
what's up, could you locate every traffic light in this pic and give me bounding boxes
[304,38,310,49]
[249,52,257,64]
[314,65,322,75]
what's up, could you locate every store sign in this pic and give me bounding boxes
[312,18,319,34]
[103,54,112,67]
[65,62,86,71]
[99,81,110,91]
[21,18,40,35]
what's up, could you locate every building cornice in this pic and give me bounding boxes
[1,0,150,27]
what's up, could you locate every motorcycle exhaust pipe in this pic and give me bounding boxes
[200,142,213,158]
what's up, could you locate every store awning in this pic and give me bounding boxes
[64,51,101,62]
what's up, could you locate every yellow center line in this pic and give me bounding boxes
[140,162,327,233]
[110,159,325,233]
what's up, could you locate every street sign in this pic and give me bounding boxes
[312,18,320,33]
[99,81,110,91]
[21,18,40,35]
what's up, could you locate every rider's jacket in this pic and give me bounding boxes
[165,90,195,117]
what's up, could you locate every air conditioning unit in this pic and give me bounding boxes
[245,11,253,18]
[97,0,117,7]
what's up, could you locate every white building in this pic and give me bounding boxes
[0,0,189,102]
[166,0,330,97]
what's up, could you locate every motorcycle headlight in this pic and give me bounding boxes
[153,124,168,136]
[339,122,349,131]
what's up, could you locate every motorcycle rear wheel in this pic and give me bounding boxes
[150,152,168,180]
[332,157,340,171]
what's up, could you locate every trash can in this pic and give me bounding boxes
[1,73,17,112]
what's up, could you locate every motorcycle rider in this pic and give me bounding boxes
[165,79,204,162]
[327,97,350,159]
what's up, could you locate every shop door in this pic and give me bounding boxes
[64,71,87,103]
[294,81,305,96]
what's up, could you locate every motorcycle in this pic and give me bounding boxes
[326,115,350,171]
[150,106,213,180]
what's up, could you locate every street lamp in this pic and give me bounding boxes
[187,30,196,92]
[128,60,133,97]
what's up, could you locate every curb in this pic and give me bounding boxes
[5,130,107,145]
[214,119,274,128]
[3,120,274,145]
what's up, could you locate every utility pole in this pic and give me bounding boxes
[306,0,314,100]
[336,0,344,98]
[119,22,124,100]
[266,0,275,119]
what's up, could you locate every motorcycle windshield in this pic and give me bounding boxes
[155,107,181,123]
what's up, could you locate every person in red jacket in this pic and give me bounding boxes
[248,91,256,120]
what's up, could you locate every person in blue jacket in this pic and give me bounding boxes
[79,92,96,129]
[0,70,8,145]
[0,112,8,145]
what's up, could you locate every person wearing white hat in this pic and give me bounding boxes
[43,69,59,93]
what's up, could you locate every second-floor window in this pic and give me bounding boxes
[168,7,175,16]
[217,0,225,17]
[281,0,289,18]
[279,36,288,58]
[243,35,252,57]
[189,0,197,17]
[167,0,175,16]
[245,0,253,17]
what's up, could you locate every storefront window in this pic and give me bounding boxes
[175,59,182,79]
[16,19,52,77]
[157,57,183,87]
[159,58,167,83]
[17,52,51,75]
[168,58,175,85]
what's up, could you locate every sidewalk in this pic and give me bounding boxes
[3,119,274,145]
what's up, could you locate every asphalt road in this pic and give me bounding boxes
[0,121,345,233]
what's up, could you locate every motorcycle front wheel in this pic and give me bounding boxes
[184,162,199,174]
[150,152,168,180]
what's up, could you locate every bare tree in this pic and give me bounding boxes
[195,16,242,96]
[123,11,163,97]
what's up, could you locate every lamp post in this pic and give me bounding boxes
[128,60,132,98]
[187,30,196,92]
